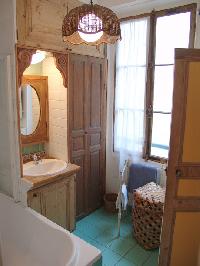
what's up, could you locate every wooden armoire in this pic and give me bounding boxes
[68,54,107,219]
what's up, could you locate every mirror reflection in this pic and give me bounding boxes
[20,84,40,135]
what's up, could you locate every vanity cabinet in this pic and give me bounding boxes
[27,174,75,231]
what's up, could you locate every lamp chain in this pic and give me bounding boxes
[90,0,93,5]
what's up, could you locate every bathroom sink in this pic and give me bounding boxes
[23,159,68,177]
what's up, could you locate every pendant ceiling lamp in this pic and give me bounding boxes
[62,0,121,45]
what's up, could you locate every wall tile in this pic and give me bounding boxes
[43,56,68,162]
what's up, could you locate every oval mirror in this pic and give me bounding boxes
[20,84,40,135]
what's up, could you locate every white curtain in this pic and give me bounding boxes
[114,18,149,167]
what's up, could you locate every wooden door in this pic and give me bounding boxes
[159,49,200,266]
[86,56,106,213]
[68,54,88,219]
[68,54,106,218]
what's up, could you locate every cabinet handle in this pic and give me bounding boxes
[33,193,37,198]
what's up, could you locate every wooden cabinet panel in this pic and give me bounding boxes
[16,0,105,58]
[41,182,58,224]
[27,175,75,231]
[56,180,69,228]
[68,54,106,218]
[73,156,86,219]
[89,62,101,128]
[86,57,106,214]
[88,150,101,212]
[28,190,42,214]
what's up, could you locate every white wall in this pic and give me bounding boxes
[43,56,68,162]
[0,0,21,198]
[106,0,200,193]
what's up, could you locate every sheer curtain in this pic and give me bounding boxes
[114,18,149,166]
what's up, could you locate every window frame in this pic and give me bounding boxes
[144,3,197,162]
[114,3,197,162]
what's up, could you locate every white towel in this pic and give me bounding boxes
[116,184,128,210]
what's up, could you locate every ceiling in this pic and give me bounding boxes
[79,0,138,8]
[79,0,191,16]
[79,0,178,10]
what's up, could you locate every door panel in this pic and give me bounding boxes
[171,212,200,266]
[72,156,87,218]
[88,149,101,212]
[159,49,200,266]
[177,179,200,197]
[86,57,105,213]
[68,54,88,218]
[182,62,200,162]
[68,54,106,217]
[90,62,101,128]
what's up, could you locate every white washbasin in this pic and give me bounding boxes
[23,159,68,177]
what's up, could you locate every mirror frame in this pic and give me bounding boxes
[20,75,49,145]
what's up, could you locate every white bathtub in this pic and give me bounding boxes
[0,192,79,266]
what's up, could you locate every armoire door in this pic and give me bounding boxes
[68,54,106,218]
[159,49,200,266]
[85,56,106,213]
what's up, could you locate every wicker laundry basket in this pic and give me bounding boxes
[132,182,165,250]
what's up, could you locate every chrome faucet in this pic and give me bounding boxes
[32,154,41,165]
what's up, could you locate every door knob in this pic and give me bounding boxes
[176,169,182,177]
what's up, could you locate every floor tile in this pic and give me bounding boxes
[74,208,157,266]
[87,239,107,252]
[108,236,137,256]
[116,258,137,266]
[124,244,152,265]
[76,220,105,239]
[101,248,121,266]
[83,215,111,229]
[120,230,134,240]
[73,229,93,243]
[95,228,117,246]
[143,249,159,266]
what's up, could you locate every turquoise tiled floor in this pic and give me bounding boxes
[73,208,159,266]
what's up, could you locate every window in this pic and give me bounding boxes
[114,4,196,161]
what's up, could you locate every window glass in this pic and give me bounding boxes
[153,65,174,112]
[151,113,171,158]
[155,12,191,64]
[151,11,191,158]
